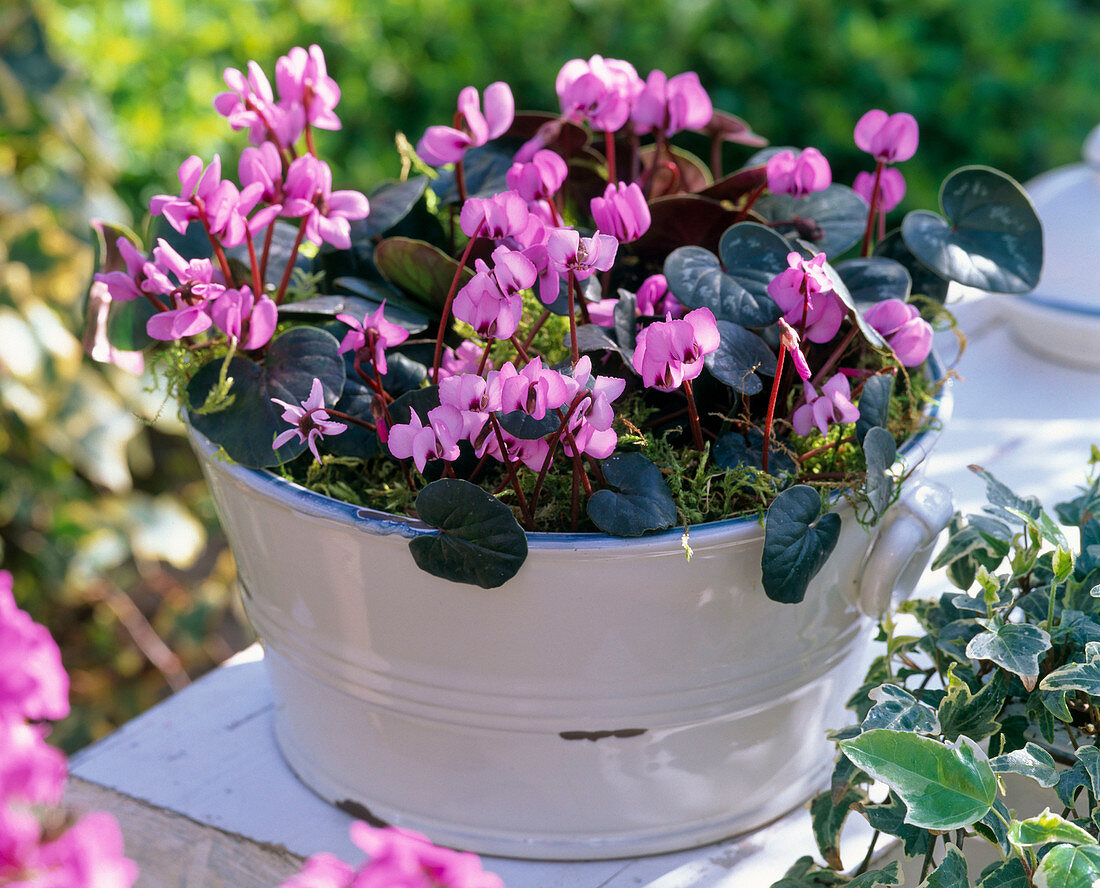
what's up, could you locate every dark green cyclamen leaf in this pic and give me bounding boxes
[574,323,620,356]
[633,195,742,260]
[874,230,952,304]
[587,453,677,537]
[323,377,379,459]
[839,730,996,830]
[408,479,527,588]
[862,683,941,734]
[373,237,474,312]
[227,221,310,287]
[989,742,1059,788]
[810,787,865,870]
[712,430,797,478]
[1033,843,1100,888]
[279,291,431,335]
[937,668,1005,743]
[863,794,932,858]
[362,177,429,237]
[431,143,514,204]
[612,290,637,359]
[919,846,968,888]
[663,245,782,328]
[106,297,156,351]
[820,262,887,349]
[1040,641,1100,695]
[835,257,912,305]
[901,166,1042,294]
[496,410,559,440]
[965,619,1050,688]
[761,485,841,604]
[704,321,777,394]
[854,374,894,446]
[753,185,868,257]
[1009,809,1095,847]
[863,426,897,520]
[335,276,435,328]
[388,386,441,426]
[698,164,766,203]
[717,221,794,301]
[187,327,345,468]
[377,352,428,398]
[975,858,1029,888]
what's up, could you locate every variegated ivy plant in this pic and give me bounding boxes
[780,456,1100,887]
[88,46,1042,596]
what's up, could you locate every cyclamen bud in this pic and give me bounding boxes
[766,148,831,198]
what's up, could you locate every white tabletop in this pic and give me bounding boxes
[69,294,1100,885]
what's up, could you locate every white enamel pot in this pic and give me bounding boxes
[188,363,953,861]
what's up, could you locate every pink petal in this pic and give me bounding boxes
[483,81,515,140]
[417,126,472,166]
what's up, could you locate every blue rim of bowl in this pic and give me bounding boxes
[188,352,952,550]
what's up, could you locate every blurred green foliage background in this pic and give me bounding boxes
[3,0,1100,749]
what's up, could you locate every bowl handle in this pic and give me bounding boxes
[856,479,955,618]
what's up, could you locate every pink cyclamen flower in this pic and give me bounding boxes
[0,570,68,722]
[777,318,811,381]
[494,357,572,422]
[335,302,410,375]
[418,82,515,167]
[351,823,504,888]
[632,307,720,392]
[271,378,347,462]
[862,299,933,367]
[453,246,537,340]
[459,191,531,240]
[766,251,846,344]
[27,811,139,888]
[506,150,569,204]
[214,60,277,145]
[437,341,490,381]
[636,273,684,318]
[278,852,355,888]
[766,148,832,198]
[546,229,618,281]
[281,155,370,250]
[93,236,148,304]
[149,154,222,235]
[563,355,626,460]
[386,406,463,473]
[792,374,860,437]
[853,167,906,213]
[0,713,67,807]
[556,56,643,132]
[854,110,919,163]
[276,45,343,132]
[141,240,225,341]
[631,70,713,137]
[209,286,277,351]
[590,182,651,243]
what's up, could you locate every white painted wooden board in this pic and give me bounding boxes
[70,295,1100,885]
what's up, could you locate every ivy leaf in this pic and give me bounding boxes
[1041,641,1100,695]
[861,683,941,734]
[835,257,912,305]
[587,453,677,537]
[839,730,997,830]
[901,166,1042,294]
[965,619,1051,690]
[846,862,901,888]
[989,742,1059,788]
[1076,745,1100,798]
[937,668,1005,742]
[761,485,841,604]
[663,244,782,328]
[855,374,894,446]
[769,856,848,887]
[863,426,897,520]
[1032,843,1100,888]
[373,236,473,311]
[704,320,777,394]
[975,799,1013,855]
[753,185,868,257]
[975,858,1029,888]
[810,787,865,870]
[1009,809,1095,847]
[862,793,933,858]
[969,464,1042,525]
[186,327,345,468]
[408,479,528,589]
[918,846,968,888]
[1057,760,1091,809]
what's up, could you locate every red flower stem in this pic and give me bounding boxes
[305,122,317,158]
[529,394,587,513]
[570,448,593,496]
[812,325,861,387]
[274,218,309,305]
[477,339,494,374]
[259,222,275,284]
[509,335,532,365]
[431,220,485,383]
[199,215,236,286]
[859,161,885,257]
[604,129,617,183]
[566,272,580,364]
[762,343,788,475]
[682,378,705,452]
[245,233,264,297]
[735,183,767,223]
[521,309,552,351]
[308,406,376,432]
[142,292,170,313]
[488,414,534,529]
